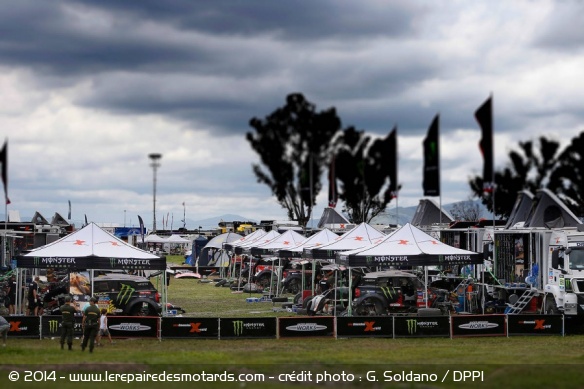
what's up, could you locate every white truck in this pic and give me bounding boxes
[540,228,584,315]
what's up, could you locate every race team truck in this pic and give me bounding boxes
[540,228,584,315]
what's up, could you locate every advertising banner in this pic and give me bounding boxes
[278,316,334,338]
[41,316,84,339]
[394,316,450,338]
[507,314,563,336]
[451,314,506,338]
[336,316,393,338]
[107,316,159,338]
[5,316,40,338]
[161,317,219,339]
[219,318,277,339]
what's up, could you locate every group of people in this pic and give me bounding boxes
[3,275,43,316]
[60,296,113,353]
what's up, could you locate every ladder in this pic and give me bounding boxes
[505,289,538,314]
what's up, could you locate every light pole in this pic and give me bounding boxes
[149,153,162,232]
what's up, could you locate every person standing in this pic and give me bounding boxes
[7,276,16,315]
[81,297,100,353]
[96,308,113,346]
[0,315,9,347]
[59,296,76,351]
[27,276,40,316]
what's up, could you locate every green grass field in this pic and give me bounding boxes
[1,257,583,389]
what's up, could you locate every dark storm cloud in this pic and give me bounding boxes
[71,0,424,41]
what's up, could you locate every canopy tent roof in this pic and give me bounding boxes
[166,234,190,243]
[144,234,167,243]
[203,232,244,250]
[317,207,350,229]
[337,222,483,267]
[523,188,580,228]
[279,228,340,258]
[235,230,280,254]
[410,199,454,227]
[306,222,385,260]
[505,190,535,229]
[223,229,266,251]
[16,222,166,270]
[249,229,306,255]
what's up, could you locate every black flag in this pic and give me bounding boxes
[68,200,72,220]
[328,154,337,208]
[138,215,145,243]
[0,139,10,205]
[475,96,494,192]
[423,114,440,196]
[387,127,398,198]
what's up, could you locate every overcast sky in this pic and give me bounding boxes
[1,0,583,230]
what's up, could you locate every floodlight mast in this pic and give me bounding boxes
[149,153,162,232]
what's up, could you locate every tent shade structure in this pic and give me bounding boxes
[166,234,190,243]
[279,228,340,258]
[337,223,483,267]
[235,230,280,255]
[144,234,167,243]
[317,207,350,229]
[307,223,385,260]
[199,232,244,267]
[250,229,306,256]
[523,189,580,229]
[505,190,534,229]
[223,229,266,252]
[410,199,453,227]
[16,222,166,270]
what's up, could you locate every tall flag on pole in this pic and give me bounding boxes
[423,114,440,196]
[388,127,398,198]
[68,200,72,220]
[138,215,145,243]
[0,139,10,205]
[475,95,494,192]
[328,154,338,208]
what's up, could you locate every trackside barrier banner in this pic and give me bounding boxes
[4,316,40,338]
[107,316,159,338]
[219,318,277,339]
[451,314,506,338]
[278,316,335,338]
[507,314,563,336]
[161,317,219,339]
[336,316,393,338]
[41,315,84,339]
[394,316,450,338]
[563,315,584,335]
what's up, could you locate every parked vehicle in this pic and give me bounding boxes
[92,274,162,316]
[351,270,448,316]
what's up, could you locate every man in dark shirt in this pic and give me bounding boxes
[81,297,100,353]
[6,276,16,315]
[60,295,76,350]
[27,276,40,316]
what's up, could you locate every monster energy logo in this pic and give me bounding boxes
[366,256,373,265]
[380,286,396,300]
[48,320,59,334]
[117,283,135,305]
[406,319,417,334]
[233,321,244,336]
[110,258,116,268]
[34,257,40,266]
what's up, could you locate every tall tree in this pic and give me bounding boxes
[247,93,341,226]
[548,132,584,216]
[335,127,399,223]
[469,136,561,218]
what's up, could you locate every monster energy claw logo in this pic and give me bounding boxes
[109,258,116,268]
[117,283,135,305]
[34,257,40,266]
[233,321,244,336]
[406,319,417,335]
[380,287,395,300]
[48,320,59,333]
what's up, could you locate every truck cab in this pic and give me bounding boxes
[544,230,584,315]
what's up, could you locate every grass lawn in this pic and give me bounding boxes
[1,256,583,389]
